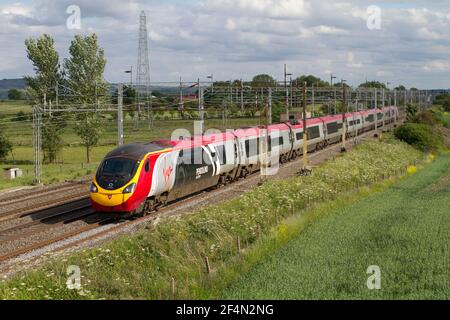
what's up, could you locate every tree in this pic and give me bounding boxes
[251,74,277,88]
[25,34,65,163]
[0,130,12,161]
[112,85,136,105]
[406,104,418,121]
[74,116,102,163]
[42,114,66,163]
[64,34,108,104]
[358,81,387,89]
[24,34,61,103]
[333,82,351,89]
[8,89,22,100]
[394,85,406,91]
[443,100,450,112]
[293,75,329,87]
[64,34,107,163]
[13,111,29,122]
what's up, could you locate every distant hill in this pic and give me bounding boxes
[0,78,26,90]
[0,78,26,99]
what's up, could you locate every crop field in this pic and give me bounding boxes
[221,154,450,300]
[0,100,32,115]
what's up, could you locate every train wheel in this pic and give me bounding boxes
[291,151,297,161]
[134,201,148,217]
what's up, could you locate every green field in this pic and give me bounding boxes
[221,154,450,300]
[0,100,32,114]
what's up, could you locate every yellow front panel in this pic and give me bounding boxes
[91,192,133,207]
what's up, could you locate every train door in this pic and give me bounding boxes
[204,144,221,177]
[171,149,189,199]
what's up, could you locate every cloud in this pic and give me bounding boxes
[1,0,450,89]
[423,60,450,72]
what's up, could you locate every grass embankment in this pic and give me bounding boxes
[0,138,421,299]
[222,153,450,300]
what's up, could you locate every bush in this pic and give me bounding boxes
[13,111,29,122]
[394,123,443,152]
[442,100,450,112]
[8,89,22,100]
[406,104,418,121]
[0,131,12,160]
[412,111,444,126]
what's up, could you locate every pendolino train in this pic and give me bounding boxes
[90,107,399,215]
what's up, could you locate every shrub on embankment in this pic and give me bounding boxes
[0,139,422,300]
[394,110,450,152]
[394,123,443,152]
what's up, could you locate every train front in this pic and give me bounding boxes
[89,144,147,214]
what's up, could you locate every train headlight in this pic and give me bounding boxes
[123,183,137,194]
[90,183,98,193]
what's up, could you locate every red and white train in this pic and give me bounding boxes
[90,106,399,215]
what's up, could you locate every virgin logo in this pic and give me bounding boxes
[163,166,173,184]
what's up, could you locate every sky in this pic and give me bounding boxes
[1,0,450,88]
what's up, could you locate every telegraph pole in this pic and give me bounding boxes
[302,81,308,171]
[55,81,59,110]
[179,77,184,119]
[284,64,292,119]
[240,79,244,112]
[382,88,386,128]
[261,88,272,181]
[198,78,204,134]
[118,84,124,146]
[207,74,214,93]
[290,76,293,110]
[341,80,347,152]
[374,88,378,136]
[394,89,397,108]
[32,106,42,185]
[331,73,337,114]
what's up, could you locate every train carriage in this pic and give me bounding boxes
[267,123,292,163]
[321,115,343,146]
[90,106,399,216]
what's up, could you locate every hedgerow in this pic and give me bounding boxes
[0,139,422,299]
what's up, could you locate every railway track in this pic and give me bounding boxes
[0,205,95,241]
[0,179,89,205]
[0,215,114,263]
[0,195,89,223]
[0,122,402,269]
